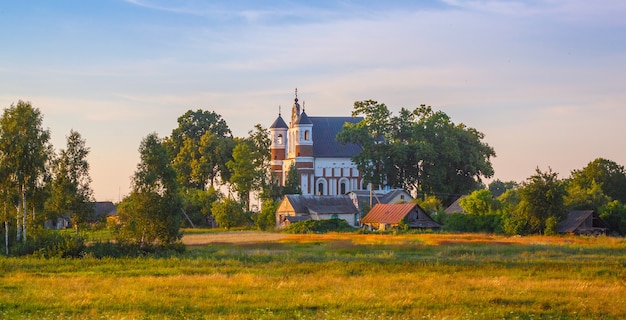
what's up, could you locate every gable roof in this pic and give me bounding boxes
[284,194,358,215]
[309,116,363,158]
[362,203,416,224]
[557,210,609,234]
[362,203,442,228]
[444,195,467,214]
[349,189,413,208]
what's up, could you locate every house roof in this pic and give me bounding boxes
[349,189,412,207]
[309,116,363,158]
[444,195,467,214]
[362,203,416,224]
[284,194,358,216]
[557,210,609,234]
[362,203,442,228]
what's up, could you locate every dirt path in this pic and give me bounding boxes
[182,231,289,246]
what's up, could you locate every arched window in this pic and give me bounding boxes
[316,178,327,195]
[340,182,347,195]
[277,134,283,144]
[304,130,310,141]
[338,178,350,194]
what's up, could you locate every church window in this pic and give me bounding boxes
[277,134,283,144]
[340,182,347,194]
[318,183,324,195]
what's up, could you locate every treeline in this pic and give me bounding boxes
[425,159,626,236]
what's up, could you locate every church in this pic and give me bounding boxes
[269,90,365,195]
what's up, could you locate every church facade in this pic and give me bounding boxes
[270,91,365,196]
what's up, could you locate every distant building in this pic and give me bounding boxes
[361,203,442,231]
[347,189,413,212]
[269,89,365,196]
[557,210,609,235]
[276,194,360,229]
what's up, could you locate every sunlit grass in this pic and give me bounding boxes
[0,233,624,319]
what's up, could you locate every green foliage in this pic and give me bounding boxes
[165,109,234,190]
[599,200,626,236]
[565,180,610,211]
[255,199,278,231]
[338,101,495,204]
[459,189,500,215]
[516,167,566,235]
[544,216,558,236]
[46,130,94,234]
[569,158,626,203]
[488,179,519,198]
[414,195,442,214]
[118,133,182,246]
[179,187,222,227]
[11,229,85,258]
[283,164,302,195]
[212,197,248,230]
[282,218,357,234]
[0,100,52,242]
[443,212,503,233]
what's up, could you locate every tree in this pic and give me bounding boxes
[227,125,271,211]
[212,197,246,230]
[255,198,278,231]
[0,100,52,242]
[338,101,495,204]
[488,180,519,198]
[46,130,94,234]
[599,200,626,236]
[517,168,566,235]
[283,164,302,195]
[569,158,626,203]
[117,133,182,247]
[165,110,233,190]
[460,189,500,215]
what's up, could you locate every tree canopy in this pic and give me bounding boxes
[338,100,495,204]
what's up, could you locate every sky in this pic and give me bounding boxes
[1,0,625,202]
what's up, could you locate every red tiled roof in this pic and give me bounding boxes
[361,203,416,224]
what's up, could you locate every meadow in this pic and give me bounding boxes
[0,232,624,319]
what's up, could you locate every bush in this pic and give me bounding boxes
[282,219,357,234]
[12,231,85,258]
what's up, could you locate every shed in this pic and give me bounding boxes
[361,203,442,231]
[276,194,360,229]
[556,210,609,235]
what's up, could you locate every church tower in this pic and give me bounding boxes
[269,107,288,184]
[287,89,315,194]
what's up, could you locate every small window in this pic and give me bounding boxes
[304,130,310,141]
[331,214,339,219]
[318,183,324,195]
[340,182,347,195]
[277,134,283,144]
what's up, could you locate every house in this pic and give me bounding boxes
[348,188,413,212]
[361,203,442,231]
[556,210,609,235]
[270,89,365,196]
[276,194,360,229]
[43,201,117,229]
[444,195,468,214]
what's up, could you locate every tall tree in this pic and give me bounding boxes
[46,130,94,233]
[338,101,495,204]
[517,168,566,234]
[165,110,233,190]
[227,125,271,211]
[117,133,182,247]
[0,100,52,242]
[569,158,626,203]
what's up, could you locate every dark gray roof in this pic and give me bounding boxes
[444,195,467,214]
[270,114,288,129]
[285,194,358,215]
[310,116,363,158]
[296,111,313,125]
[557,210,609,234]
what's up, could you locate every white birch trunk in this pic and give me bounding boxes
[4,221,8,256]
[21,183,26,242]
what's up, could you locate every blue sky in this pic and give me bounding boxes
[1,0,625,201]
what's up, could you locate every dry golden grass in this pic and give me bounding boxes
[1,232,624,319]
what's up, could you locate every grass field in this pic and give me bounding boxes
[0,232,624,319]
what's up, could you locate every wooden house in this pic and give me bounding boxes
[361,203,442,231]
[556,210,609,235]
[348,188,413,212]
[444,195,467,214]
[276,194,360,229]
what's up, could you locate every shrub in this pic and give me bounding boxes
[282,219,356,234]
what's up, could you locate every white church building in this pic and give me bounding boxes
[269,90,365,195]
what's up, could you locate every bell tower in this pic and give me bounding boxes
[270,107,288,184]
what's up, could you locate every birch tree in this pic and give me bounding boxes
[0,101,51,242]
